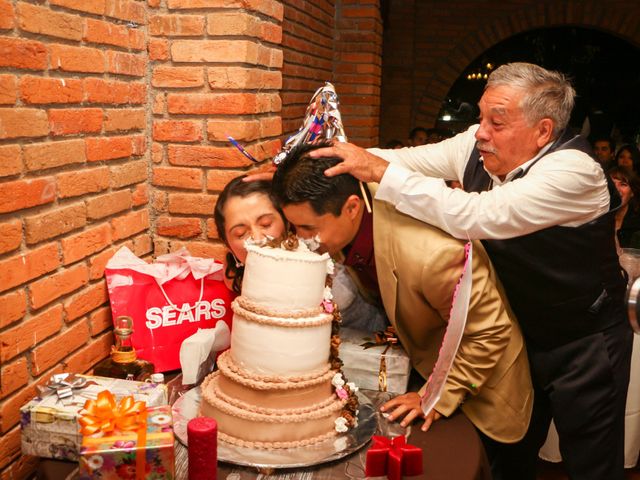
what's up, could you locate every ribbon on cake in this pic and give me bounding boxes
[361,326,400,392]
[420,242,473,415]
[79,390,148,480]
[365,435,423,480]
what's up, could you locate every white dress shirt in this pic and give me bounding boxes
[370,125,610,240]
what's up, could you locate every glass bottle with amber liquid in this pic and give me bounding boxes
[94,316,155,381]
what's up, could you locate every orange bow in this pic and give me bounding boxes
[361,327,400,392]
[79,390,148,480]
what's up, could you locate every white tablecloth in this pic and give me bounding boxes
[539,333,640,468]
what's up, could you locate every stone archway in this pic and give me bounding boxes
[413,1,640,128]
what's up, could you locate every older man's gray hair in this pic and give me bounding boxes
[487,62,575,138]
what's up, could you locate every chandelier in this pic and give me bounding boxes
[466,62,494,81]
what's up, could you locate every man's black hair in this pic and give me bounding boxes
[272,142,362,217]
[409,126,428,140]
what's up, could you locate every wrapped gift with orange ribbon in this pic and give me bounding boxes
[78,390,174,480]
[339,327,412,394]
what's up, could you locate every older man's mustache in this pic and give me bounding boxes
[476,142,497,154]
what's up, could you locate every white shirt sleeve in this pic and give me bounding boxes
[368,128,610,240]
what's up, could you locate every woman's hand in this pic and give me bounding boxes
[380,393,442,432]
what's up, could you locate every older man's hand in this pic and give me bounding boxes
[309,142,390,183]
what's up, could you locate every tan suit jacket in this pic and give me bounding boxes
[370,184,533,442]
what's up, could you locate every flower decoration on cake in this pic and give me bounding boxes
[334,416,349,433]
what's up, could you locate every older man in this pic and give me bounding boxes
[312,63,632,480]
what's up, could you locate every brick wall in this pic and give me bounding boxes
[379,0,640,145]
[0,1,383,477]
[0,1,150,477]
[148,0,284,259]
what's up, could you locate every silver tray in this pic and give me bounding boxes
[172,386,377,469]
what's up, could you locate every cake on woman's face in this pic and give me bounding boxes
[199,237,359,449]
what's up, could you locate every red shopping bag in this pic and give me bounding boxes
[105,247,236,372]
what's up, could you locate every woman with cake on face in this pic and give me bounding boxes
[213,176,287,294]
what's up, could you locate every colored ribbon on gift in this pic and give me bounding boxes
[79,390,148,480]
[361,326,399,392]
[365,435,423,480]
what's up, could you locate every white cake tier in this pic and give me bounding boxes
[241,244,331,310]
[230,310,333,376]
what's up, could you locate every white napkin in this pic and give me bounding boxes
[179,321,231,385]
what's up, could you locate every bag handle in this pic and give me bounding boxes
[156,277,205,311]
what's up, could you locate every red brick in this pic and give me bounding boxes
[89,248,116,280]
[110,159,147,188]
[31,319,90,375]
[0,177,56,214]
[152,142,164,163]
[105,0,145,24]
[17,2,83,41]
[152,93,165,115]
[152,166,202,189]
[64,280,108,321]
[168,193,217,215]
[0,452,38,479]
[1,383,37,433]
[206,11,281,42]
[0,304,63,362]
[20,76,83,104]
[24,139,86,172]
[206,169,244,192]
[152,190,168,213]
[170,240,227,262]
[132,135,146,156]
[50,43,105,73]
[104,108,145,132]
[29,263,89,310]
[0,37,47,70]
[0,0,14,29]
[168,0,283,20]
[106,50,146,77]
[171,39,259,63]
[0,145,21,177]
[206,218,218,239]
[61,223,112,265]
[133,233,152,257]
[132,183,149,207]
[84,77,129,104]
[49,108,103,136]
[89,305,112,335]
[260,115,281,137]
[57,167,109,198]
[0,358,28,399]
[84,18,142,50]
[64,331,113,373]
[150,14,204,36]
[50,0,105,15]
[25,203,87,244]
[0,74,16,104]
[151,66,203,88]
[156,216,202,239]
[0,220,21,255]
[0,108,48,139]
[0,290,27,329]
[153,120,202,142]
[167,92,277,115]
[148,38,169,61]
[168,144,253,167]
[86,135,133,161]
[207,118,259,142]
[85,190,132,220]
[129,83,146,105]
[111,209,150,241]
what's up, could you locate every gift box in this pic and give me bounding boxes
[78,394,174,480]
[21,374,168,461]
[339,328,412,394]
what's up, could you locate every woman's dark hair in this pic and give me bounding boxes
[213,175,282,293]
[609,166,640,212]
[615,144,640,175]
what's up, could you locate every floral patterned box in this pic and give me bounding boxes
[78,405,174,480]
[20,375,167,461]
[340,328,412,394]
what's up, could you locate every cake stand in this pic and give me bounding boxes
[172,386,378,469]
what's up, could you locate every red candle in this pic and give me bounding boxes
[188,417,218,480]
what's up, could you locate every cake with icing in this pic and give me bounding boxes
[199,239,359,449]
